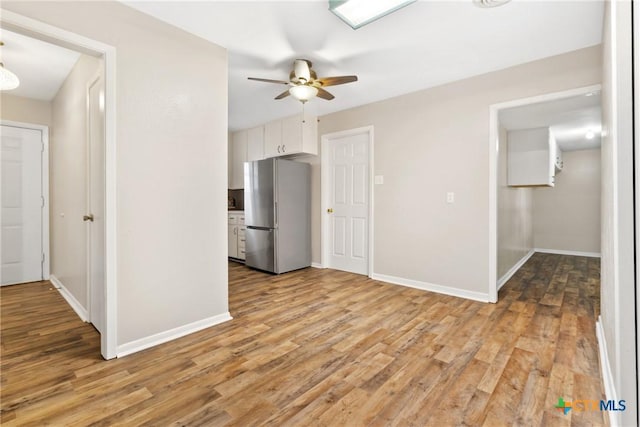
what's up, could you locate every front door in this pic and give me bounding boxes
[326,131,370,275]
[1,125,44,286]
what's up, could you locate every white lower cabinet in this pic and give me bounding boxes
[228,224,238,258]
[228,212,245,260]
[238,225,246,260]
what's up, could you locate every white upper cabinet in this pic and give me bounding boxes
[247,126,265,161]
[281,114,318,156]
[507,127,559,187]
[264,120,282,158]
[230,115,317,184]
[264,114,318,158]
[229,130,247,189]
[553,141,564,172]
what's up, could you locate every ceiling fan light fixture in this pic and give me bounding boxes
[289,85,319,103]
[329,0,417,30]
[0,63,19,91]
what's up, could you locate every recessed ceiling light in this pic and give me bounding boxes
[585,129,595,140]
[473,0,512,8]
[329,0,417,30]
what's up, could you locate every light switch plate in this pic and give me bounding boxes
[374,175,384,185]
[447,192,455,203]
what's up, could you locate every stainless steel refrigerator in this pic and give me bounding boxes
[244,158,311,274]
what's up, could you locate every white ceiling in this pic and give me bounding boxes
[499,92,602,151]
[0,1,604,130]
[0,29,80,101]
[124,0,604,131]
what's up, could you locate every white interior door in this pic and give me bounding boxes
[88,76,105,333]
[327,132,370,275]
[1,125,44,286]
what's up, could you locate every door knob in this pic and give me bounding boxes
[327,208,333,213]
[83,214,94,222]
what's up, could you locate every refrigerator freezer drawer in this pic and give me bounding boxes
[245,227,275,273]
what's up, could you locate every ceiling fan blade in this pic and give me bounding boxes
[318,75,358,87]
[275,89,291,100]
[248,77,290,85]
[316,87,335,100]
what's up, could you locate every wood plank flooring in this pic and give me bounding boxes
[1,253,605,425]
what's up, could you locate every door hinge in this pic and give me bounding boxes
[42,253,45,264]
[41,141,44,153]
[41,195,45,208]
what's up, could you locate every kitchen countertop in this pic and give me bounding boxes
[228,209,244,212]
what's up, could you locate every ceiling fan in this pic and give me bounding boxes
[248,59,358,103]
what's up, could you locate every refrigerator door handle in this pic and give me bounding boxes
[274,201,277,227]
[247,226,273,231]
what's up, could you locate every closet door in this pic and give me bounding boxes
[1,125,44,286]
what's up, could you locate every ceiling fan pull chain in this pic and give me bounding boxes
[301,102,306,123]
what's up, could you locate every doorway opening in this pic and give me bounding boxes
[488,84,602,302]
[0,10,117,359]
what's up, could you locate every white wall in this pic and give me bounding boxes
[0,94,52,126]
[317,46,601,298]
[600,1,636,425]
[497,126,533,280]
[50,54,101,310]
[532,149,601,254]
[3,1,230,351]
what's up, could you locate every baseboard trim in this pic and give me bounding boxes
[595,316,619,427]
[497,249,535,290]
[311,262,323,269]
[49,275,89,322]
[371,273,490,303]
[117,312,233,358]
[534,248,601,258]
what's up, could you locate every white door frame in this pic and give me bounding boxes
[320,126,375,277]
[0,120,50,283]
[487,84,602,303]
[0,10,118,359]
[633,0,639,412]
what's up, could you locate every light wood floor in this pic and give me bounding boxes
[1,253,604,426]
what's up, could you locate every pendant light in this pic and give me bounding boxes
[0,41,20,91]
